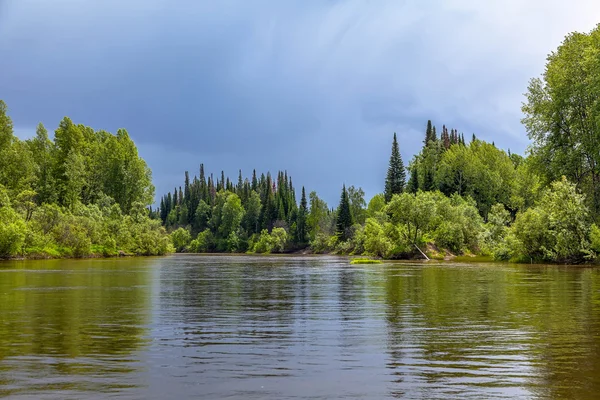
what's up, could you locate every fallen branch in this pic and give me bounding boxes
[414,243,430,260]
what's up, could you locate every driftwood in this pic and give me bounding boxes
[414,243,430,260]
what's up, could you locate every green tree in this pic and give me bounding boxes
[171,227,192,252]
[219,193,244,239]
[243,191,261,234]
[336,184,354,241]
[522,24,600,219]
[384,133,406,202]
[511,177,591,262]
[347,185,366,225]
[296,187,308,244]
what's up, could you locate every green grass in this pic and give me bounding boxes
[350,258,383,265]
[452,255,495,263]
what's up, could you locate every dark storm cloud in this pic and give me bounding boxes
[1,0,599,204]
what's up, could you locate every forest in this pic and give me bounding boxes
[0,102,171,259]
[161,25,600,263]
[1,25,599,263]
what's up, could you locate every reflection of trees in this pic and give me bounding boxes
[161,255,311,345]
[0,258,153,396]
[380,263,600,399]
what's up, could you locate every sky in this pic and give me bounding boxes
[1,0,599,205]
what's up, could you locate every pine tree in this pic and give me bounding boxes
[407,165,419,193]
[336,184,354,241]
[384,132,407,202]
[424,120,433,146]
[184,171,190,206]
[296,186,308,244]
[251,169,258,192]
[237,170,243,194]
[199,164,209,203]
[160,197,167,223]
[441,126,450,149]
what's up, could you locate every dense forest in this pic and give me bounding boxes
[0,101,171,259]
[161,24,600,263]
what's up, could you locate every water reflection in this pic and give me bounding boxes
[0,258,154,398]
[2,256,600,399]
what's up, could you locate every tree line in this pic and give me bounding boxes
[162,24,600,263]
[0,101,171,258]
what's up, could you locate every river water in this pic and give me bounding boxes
[1,255,599,399]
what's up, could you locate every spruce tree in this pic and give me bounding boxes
[407,165,419,193]
[184,171,190,205]
[384,132,407,202]
[336,184,353,241]
[251,169,258,192]
[424,120,433,146]
[296,186,308,244]
[160,197,167,223]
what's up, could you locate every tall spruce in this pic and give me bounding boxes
[296,186,308,244]
[336,184,353,241]
[384,132,407,202]
[407,165,419,193]
[424,120,433,146]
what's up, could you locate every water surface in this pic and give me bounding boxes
[1,255,599,399]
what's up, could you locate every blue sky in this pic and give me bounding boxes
[1,0,599,205]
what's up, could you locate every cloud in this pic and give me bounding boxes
[1,0,599,203]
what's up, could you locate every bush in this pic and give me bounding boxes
[270,228,288,253]
[171,227,192,252]
[0,207,26,257]
[592,224,600,253]
[509,177,591,263]
[252,229,274,253]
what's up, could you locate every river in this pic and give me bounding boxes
[0,255,599,399]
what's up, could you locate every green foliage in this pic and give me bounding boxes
[0,206,26,257]
[347,185,366,225]
[189,229,215,253]
[367,194,386,220]
[249,227,288,254]
[171,227,192,252]
[350,258,382,264]
[270,227,288,253]
[509,177,591,262]
[0,100,168,260]
[362,218,394,258]
[384,133,406,202]
[310,233,338,254]
[522,24,600,218]
[591,224,600,253]
[336,185,354,241]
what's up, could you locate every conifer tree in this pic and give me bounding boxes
[441,126,450,149]
[296,186,308,244]
[407,165,419,193]
[184,171,190,205]
[160,197,167,223]
[424,120,433,146]
[237,170,243,193]
[336,184,353,241]
[199,164,208,203]
[384,132,407,202]
[251,169,258,192]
